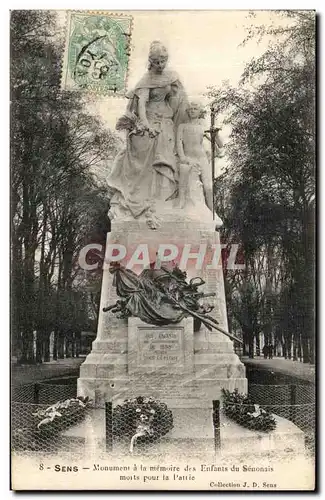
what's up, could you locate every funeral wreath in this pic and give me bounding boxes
[222,388,276,432]
[112,396,174,453]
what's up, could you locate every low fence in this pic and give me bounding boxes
[11,382,315,457]
[12,382,77,405]
[12,381,315,406]
[11,401,91,456]
[247,383,315,455]
[249,382,315,406]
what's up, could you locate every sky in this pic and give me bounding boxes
[58,10,286,123]
[57,10,289,175]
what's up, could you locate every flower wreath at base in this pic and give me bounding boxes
[113,396,174,446]
[31,396,91,432]
[222,388,276,432]
[12,396,91,451]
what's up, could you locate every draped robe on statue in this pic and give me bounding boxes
[107,70,188,220]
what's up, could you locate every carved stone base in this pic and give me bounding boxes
[78,220,247,411]
[78,319,247,407]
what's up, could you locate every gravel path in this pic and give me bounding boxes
[241,357,315,383]
[11,357,85,387]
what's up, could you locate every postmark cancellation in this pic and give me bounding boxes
[61,11,133,96]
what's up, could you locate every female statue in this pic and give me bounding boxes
[107,41,188,228]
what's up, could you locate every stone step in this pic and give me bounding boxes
[78,377,248,407]
[106,378,246,392]
[80,362,240,373]
[194,341,234,353]
[106,384,221,402]
[219,414,305,455]
[168,408,214,437]
[194,353,240,363]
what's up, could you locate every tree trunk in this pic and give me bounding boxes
[21,329,35,363]
[242,332,248,356]
[71,332,76,358]
[293,337,298,361]
[53,329,58,360]
[286,335,292,359]
[58,331,65,359]
[298,335,303,362]
[248,337,254,358]
[35,330,43,364]
[255,334,260,357]
[21,163,38,365]
[11,229,23,360]
[302,337,310,364]
[283,342,287,359]
[37,203,48,365]
[243,328,254,359]
[75,331,81,358]
[43,332,51,362]
[309,332,315,364]
[65,334,71,358]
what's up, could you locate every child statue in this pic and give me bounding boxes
[176,101,223,215]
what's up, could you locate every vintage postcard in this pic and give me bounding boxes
[10,10,316,491]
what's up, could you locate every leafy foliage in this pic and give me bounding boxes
[11,11,120,363]
[209,11,315,361]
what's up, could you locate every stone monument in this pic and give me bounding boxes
[78,41,247,451]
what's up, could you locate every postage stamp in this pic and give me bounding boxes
[61,11,133,95]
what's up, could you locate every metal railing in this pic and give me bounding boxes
[12,383,315,458]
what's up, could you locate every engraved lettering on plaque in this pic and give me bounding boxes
[138,328,184,366]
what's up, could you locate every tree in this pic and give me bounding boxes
[11,11,119,363]
[210,11,315,361]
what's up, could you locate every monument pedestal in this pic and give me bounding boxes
[78,219,247,452]
[78,316,247,407]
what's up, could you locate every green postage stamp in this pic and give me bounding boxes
[61,11,133,95]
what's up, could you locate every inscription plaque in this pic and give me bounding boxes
[128,317,194,374]
[139,329,184,366]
